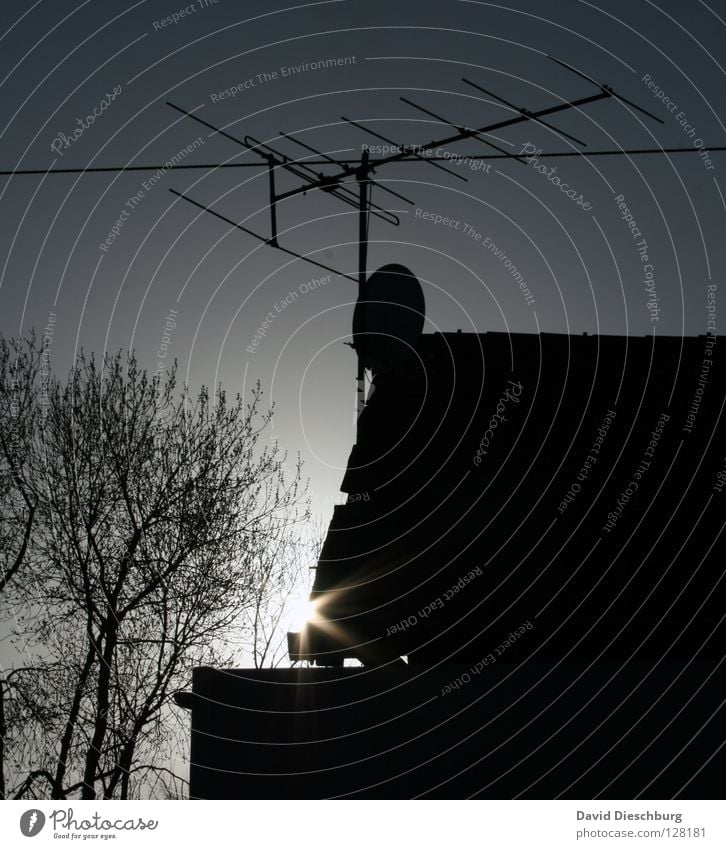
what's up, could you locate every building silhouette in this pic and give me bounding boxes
[183,267,725,799]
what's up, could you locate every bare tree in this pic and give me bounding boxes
[0,333,47,800]
[243,513,326,669]
[0,338,309,799]
[0,333,42,594]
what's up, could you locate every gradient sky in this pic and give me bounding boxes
[0,0,724,517]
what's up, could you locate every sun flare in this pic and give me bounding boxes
[289,597,320,631]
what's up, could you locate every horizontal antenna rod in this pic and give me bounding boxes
[4,147,725,177]
[0,161,332,176]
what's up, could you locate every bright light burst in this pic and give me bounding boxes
[288,596,320,631]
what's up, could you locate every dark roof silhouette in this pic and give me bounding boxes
[293,329,726,666]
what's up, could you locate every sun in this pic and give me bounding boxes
[288,596,320,631]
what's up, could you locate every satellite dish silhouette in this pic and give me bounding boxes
[352,264,425,374]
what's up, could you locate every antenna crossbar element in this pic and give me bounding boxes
[461,78,587,147]
[166,101,265,160]
[169,188,358,282]
[547,55,664,124]
[399,96,528,164]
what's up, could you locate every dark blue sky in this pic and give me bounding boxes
[0,0,724,514]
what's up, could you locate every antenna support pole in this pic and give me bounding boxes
[267,156,279,247]
[356,150,370,422]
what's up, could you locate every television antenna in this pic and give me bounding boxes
[5,56,725,429]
